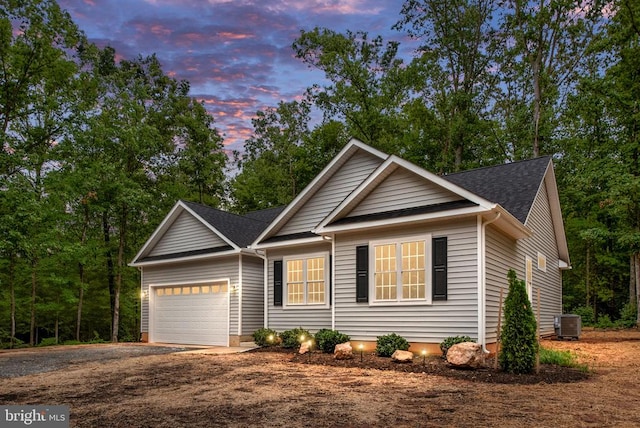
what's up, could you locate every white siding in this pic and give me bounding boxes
[148,211,227,257]
[515,182,563,336]
[277,151,382,236]
[484,225,518,343]
[349,168,463,217]
[334,219,478,343]
[241,256,265,336]
[484,180,563,341]
[266,243,332,332]
[141,256,240,335]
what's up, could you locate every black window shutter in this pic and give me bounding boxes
[356,245,369,303]
[432,237,447,301]
[274,260,283,306]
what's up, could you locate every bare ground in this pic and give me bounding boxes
[1,329,639,427]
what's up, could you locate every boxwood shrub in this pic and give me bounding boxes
[252,328,278,347]
[279,327,313,349]
[315,328,350,353]
[439,335,474,359]
[375,332,410,357]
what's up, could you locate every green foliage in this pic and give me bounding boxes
[617,302,638,328]
[499,270,538,374]
[37,337,59,347]
[375,333,410,357]
[539,347,588,372]
[439,335,474,359]
[279,327,313,349]
[252,328,278,347]
[572,306,595,326]
[314,329,351,353]
[595,314,614,329]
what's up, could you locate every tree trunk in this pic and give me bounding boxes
[112,204,128,343]
[103,211,116,341]
[9,253,16,348]
[585,246,590,307]
[30,259,37,346]
[76,204,90,342]
[631,254,637,306]
[635,253,640,327]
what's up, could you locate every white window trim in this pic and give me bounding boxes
[368,234,433,306]
[283,252,330,309]
[525,256,533,302]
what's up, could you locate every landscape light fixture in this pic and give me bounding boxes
[267,334,274,344]
[421,349,427,366]
[359,343,364,362]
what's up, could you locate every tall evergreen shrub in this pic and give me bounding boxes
[499,269,538,374]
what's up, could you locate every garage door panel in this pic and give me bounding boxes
[152,284,229,346]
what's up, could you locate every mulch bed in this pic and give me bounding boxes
[253,347,591,385]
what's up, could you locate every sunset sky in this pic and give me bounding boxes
[58,0,418,153]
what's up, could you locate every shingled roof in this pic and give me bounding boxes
[181,201,284,248]
[443,156,551,224]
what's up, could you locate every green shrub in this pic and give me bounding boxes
[315,329,350,353]
[0,333,24,349]
[572,306,595,326]
[252,328,278,347]
[617,302,638,328]
[499,269,538,374]
[440,335,474,359]
[37,337,59,347]
[595,314,614,329]
[376,333,410,357]
[280,327,312,349]
[62,340,83,346]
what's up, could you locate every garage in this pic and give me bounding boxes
[151,281,229,346]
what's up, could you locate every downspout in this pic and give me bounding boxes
[238,253,243,337]
[253,249,268,328]
[478,211,501,353]
[331,234,335,330]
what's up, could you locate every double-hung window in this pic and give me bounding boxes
[370,235,432,304]
[284,253,329,307]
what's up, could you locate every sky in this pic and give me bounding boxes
[58,0,418,154]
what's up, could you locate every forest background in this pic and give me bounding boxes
[1,0,638,346]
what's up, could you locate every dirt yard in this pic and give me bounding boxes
[1,329,639,427]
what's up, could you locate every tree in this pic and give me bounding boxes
[293,27,412,154]
[499,269,538,374]
[231,100,313,212]
[395,0,501,172]
[496,0,604,158]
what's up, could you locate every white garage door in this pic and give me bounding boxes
[151,282,229,346]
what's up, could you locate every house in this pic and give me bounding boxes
[130,200,283,346]
[132,138,570,352]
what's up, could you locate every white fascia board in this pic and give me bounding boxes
[544,162,571,267]
[129,248,241,267]
[252,138,387,246]
[251,235,324,250]
[130,200,185,264]
[316,206,488,234]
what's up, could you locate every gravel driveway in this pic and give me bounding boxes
[0,344,196,378]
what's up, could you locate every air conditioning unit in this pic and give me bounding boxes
[554,314,581,340]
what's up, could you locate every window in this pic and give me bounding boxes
[525,256,533,301]
[284,254,328,306]
[537,252,547,272]
[370,236,431,304]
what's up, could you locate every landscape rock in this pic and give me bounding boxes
[299,342,310,354]
[446,342,484,369]
[391,350,414,363]
[334,342,353,360]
